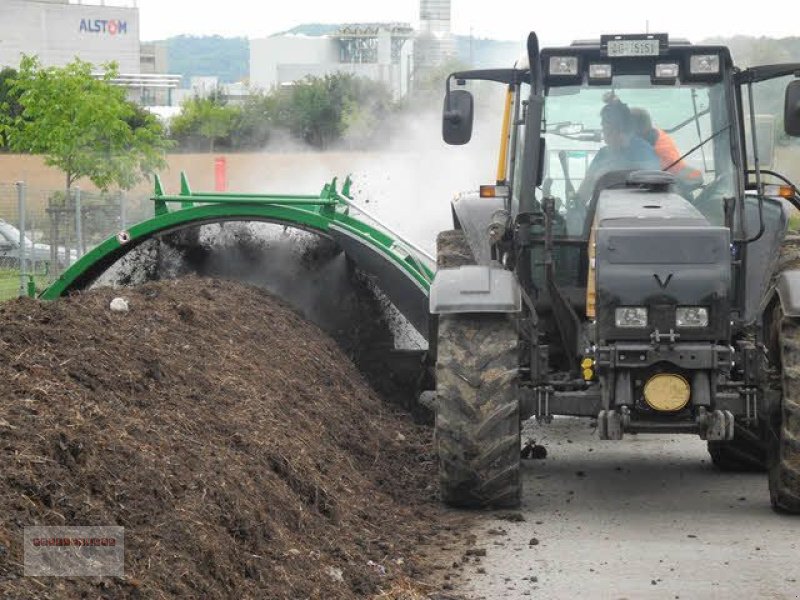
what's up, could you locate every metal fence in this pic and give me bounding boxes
[0,182,153,301]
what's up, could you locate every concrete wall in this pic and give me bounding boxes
[0,0,140,72]
[0,152,375,201]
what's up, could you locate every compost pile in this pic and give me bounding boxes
[0,278,458,599]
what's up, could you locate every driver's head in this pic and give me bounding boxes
[601,96,634,150]
[630,107,658,145]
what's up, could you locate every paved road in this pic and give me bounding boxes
[450,418,800,600]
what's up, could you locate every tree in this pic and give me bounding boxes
[280,73,394,149]
[229,92,276,150]
[0,67,22,148]
[166,73,397,152]
[1,56,169,192]
[170,95,239,152]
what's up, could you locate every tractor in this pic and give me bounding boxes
[431,32,800,511]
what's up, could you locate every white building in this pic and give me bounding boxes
[250,23,415,98]
[416,0,456,70]
[0,0,179,108]
[0,0,141,72]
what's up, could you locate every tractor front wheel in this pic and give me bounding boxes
[768,307,800,513]
[435,313,521,508]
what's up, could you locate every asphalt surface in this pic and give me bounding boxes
[450,418,800,600]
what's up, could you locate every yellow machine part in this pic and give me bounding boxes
[643,373,691,412]
[495,85,514,183]
[586,225,597,319]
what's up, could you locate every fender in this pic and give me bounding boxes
[775,270,800,318]
[430,265,521,314]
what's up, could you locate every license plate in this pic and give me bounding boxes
[607,39,660,57]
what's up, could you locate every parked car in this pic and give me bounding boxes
[0,220,77,269]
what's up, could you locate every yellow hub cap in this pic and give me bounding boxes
[643,373,690,412]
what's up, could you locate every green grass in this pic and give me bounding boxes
[0,269,50,302]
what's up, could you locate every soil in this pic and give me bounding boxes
[0,277,463,599]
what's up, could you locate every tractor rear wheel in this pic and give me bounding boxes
[435,313,521,508]
[708,425,766,472]
[768,308,800,513]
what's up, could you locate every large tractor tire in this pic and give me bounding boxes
[768,308,800,513]
[708,425,766,472]
[436,229,475,269]
[435,314,521,508]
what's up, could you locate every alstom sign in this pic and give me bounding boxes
[79,19,128,35]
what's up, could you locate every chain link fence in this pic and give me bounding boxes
[0,182,152,301]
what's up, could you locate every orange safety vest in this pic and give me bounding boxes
[653,129,702,182]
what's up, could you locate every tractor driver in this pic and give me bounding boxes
[576,96,660,200]
[630,107,703,190]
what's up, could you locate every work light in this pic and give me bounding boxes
[589,64,612,81]
[549,56,579,76]
[676,307,709,328]
[654,63,679,80]
[690,55,720,75]
[615,307,648,328]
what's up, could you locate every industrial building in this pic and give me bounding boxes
[249,0,456,97]
[250,23,415,98]
[416,0,456,69]
[0,0,178,107]
[0,0,141,72]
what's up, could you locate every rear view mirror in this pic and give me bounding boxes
[442,89,474,145]
[785,80,800,136]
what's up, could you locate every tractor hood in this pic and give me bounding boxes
[593,188,731,343]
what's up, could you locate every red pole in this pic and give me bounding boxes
[214,156,227,191]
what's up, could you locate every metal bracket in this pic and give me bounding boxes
[742,387,759,427]
[597,409,624,440]
[650,328,680,346]
[535,386,553,423]
[702,409,735,441]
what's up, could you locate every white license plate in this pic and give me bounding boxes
[607,39,660,57]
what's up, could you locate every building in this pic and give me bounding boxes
[0,0,179,108]
[0,0,141,72]
[416,0,456,68]
[250,23,415,98]
[249,0,459,97]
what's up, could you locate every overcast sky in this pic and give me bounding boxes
[132,0,798,45]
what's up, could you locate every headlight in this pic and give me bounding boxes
[549,56,578,76]
[615,307,648,328]
[654,63,679,79]
[690,54,720,75]
[589,63,612,80]
[676,306,709,328]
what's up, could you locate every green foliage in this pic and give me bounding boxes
[0,67,22,147]
[1,56,170,190]
[171,95,239,152]
[169,73,396,151]
[230,93,278,150]
[165,35,248,85]
[273,73,394,149]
